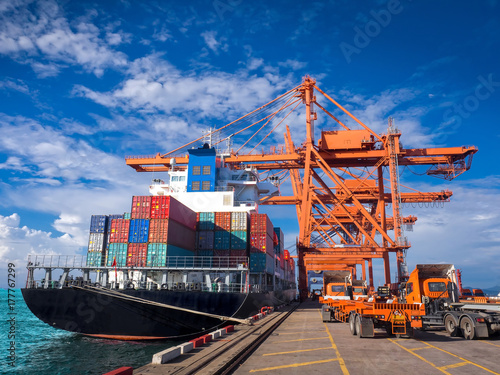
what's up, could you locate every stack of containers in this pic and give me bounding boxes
[230,212,248,257]
[108,218,130,267]
[274,227,285,279]
[196,212,215,256]
[214,212,231,257]
[147,196,197,266]
[87,215,108,267]
[283,249,290,281]
[249,213,274,273]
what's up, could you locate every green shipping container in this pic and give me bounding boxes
[107,243,128,267]
[86,252,102,267]
[147,243,193,267]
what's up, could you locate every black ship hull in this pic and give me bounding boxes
[21,288,295,340]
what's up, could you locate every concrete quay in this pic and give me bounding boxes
[132,300,500,375]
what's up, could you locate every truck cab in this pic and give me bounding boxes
[322,270,353,301]
[405,264,459,314]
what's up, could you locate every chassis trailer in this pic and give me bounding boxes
[322,291,426,338]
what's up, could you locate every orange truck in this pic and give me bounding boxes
[322,264,500,340]
[403,264,500,339]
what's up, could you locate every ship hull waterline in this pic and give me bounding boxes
[21,288,295,340]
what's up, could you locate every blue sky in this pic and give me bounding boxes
[0,0,499,289]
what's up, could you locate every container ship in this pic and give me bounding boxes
[22,144,297,340]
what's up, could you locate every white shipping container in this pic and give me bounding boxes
[88,232,105,252]
[231,212,249,231]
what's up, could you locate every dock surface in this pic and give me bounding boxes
[135,300,500,375]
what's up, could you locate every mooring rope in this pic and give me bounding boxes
[73,285,252,325]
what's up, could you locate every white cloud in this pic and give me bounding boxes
[75,54,294,122]
[201,30,228,54]
[278,59,307,71]
[0,0,128,76]
[0,114,132,183]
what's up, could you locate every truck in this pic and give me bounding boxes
[320,270,368,302]
[403,264,500,339]
[321,264,500,340]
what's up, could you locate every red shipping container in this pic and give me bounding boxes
[250,232,274,254]
[127,243,147,267]
[229,250,247,258]
[250,214,274,237]
[131,196,152,219]
[148,219,196,250]
[150,196,197,230]
[215,212,231,231]
[109,219,130,243]
[214,249,230,257]
[284,249,290,260]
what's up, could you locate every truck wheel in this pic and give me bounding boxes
[460,316,475,340]
[356,315,363,338]
[349,314,357,336]
[444,315,460,337]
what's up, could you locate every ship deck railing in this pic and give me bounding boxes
[24,279,276,294]
[26,254,249,271]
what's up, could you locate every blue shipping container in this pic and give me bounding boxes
[197,230,214,249]
[129,219,150,243]
[250,253,274,273]
[198,212,215,230]
[230,230,247,250]
[90,215,108,233]
[107,243,128,267]
[214,231,231,250]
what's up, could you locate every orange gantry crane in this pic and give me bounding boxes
[126,77,477,300]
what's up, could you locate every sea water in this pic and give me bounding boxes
[0,289,175,374]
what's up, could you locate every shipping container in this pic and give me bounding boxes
[106,214,123,232]
[123,212,131,220]
[146,243,194,267]
[109,219,130,243]
[148,219,196,250]
[107,243,128,267]
[86,252,102,267]
[198,212,215,230]
[230,230,247,250]
[279,255,285,269]
[196,230,214,250]
[229,249,247,258]
[131,196,152,219]
[249,252,274,273]
[284,249,290,260]
[90,215,107,233]
[127,243,147,267]
[214,230,231,250]
[250,232,274,254]
[196,250,214,257]
[215,212,231,231]
[150,196,197,230]
[129,219,150,243]
[231,212,249,231]
[273,227,284,250]
[250,213,274,237]
[88,232,106,252]
[214,249,230,257]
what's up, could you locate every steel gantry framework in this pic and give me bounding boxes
[126,77,477,300]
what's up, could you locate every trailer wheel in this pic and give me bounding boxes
[356,315,363,338]
[460,316,475,340]
[444,315,460,337]
[349,314,357,336]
